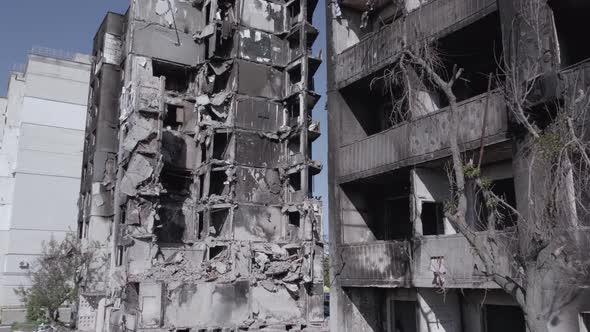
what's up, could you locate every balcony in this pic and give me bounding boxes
[333,0,497,88]
[338,91,508,182]
[336,233,519,289]
[337,241,412,287]
[413,233,517,289]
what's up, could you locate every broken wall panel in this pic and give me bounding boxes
[130,22,205,67]
[234,96,284,132]
[238,28,289,66]
[132,0,205,34]
[234,167,282,204]
[240,0,286,33]
[233,205,283,242]
[236,60,284,100]
[234,131,283,167]
[164,281,251,327]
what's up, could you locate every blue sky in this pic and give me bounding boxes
[0,1,329,231]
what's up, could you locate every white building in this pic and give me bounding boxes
[0,50,91,327]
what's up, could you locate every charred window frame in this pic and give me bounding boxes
[212,132,232,161]
[432,10,504,104]
[209,208,230,238]
[164,104,184,130]
[152,60,192,93]
[289,171,302,192]
[340,171,413,243]
[209,169,229,196]
[340,66,409,137]
[208,244,228,259]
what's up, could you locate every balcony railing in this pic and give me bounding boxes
[338,241,412,287]
[334,0,497,88]
[413,233,517,288]
[336,232,520,289]
[338,91,508,182]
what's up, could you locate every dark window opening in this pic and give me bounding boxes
[152,60,191,92]
[307,69,315,91]
[391,300,417,332]
[289,211,301,228]
[341,171,413,241]
[78,221,84,239]
[580,312,590,332]
[421,202,445,236]
[343,288,388,332]
[306,36,314,53]
[525,97,560,131]
[550,1,590,67]
[200,142,208,163]
[210,209,229,237]
[385,197,413,240]
[164,104,184,130]
[161,165,192,194]
[289,36,302,61]
[213,32,234,59]
[306,0,314,23]
[205,3,211,25]
[198,174,205,199]
[211,65,232,93]
[156,197,188,243]
[433,11,503,104]
[341,66,409,136]
[126,282,140,310]
[288,0,301,27]
[470,177,517,231]
[116,246,124,266]
[288,136,301,156]
[212,132,231,160]
[286,247,300,256]
[488,178,517,230]
[161,124,192,180]
[197,211,205,239]
[209,245,227,260]
[217,0,236,22]
[288,65,303,87]
[210,170,228,196]
[289,172,302,191]
[287,101,300,126]
[484,305,525,332]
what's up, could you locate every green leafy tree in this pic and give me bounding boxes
[14,234,95,325]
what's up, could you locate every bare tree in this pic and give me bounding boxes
[370,1,590,330]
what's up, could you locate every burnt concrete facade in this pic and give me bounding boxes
[326,0,590,331]
[77,1,323,331]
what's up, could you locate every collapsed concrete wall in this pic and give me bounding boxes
[78,0,324,331]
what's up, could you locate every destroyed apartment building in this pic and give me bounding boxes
[77,0,323,331]
[327,0,590,331]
